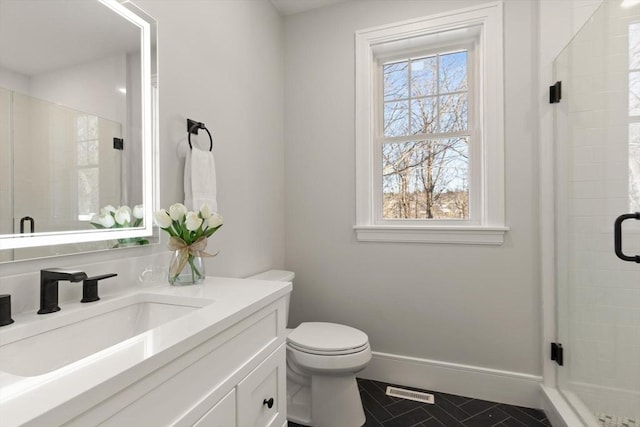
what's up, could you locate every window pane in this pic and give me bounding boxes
[630,23,640,70]
[382,141,422,219]
[76,116,87,140]
[410,97,436,134]
[630,71,640,116]
[87,116,98,139]
[382,138,469,219]
[77,141,87,166]
[384,101,409,137]
[87,140,99,165]
[411,56,437,96]
[439,93,468,132]
[383,61,408,101]
[439,51,467,93]
[78,168,99,216]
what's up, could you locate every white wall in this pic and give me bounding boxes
[1,0,284,302]
[0,66,29,94]
[119,0,286,278]
[30,54,128,125]
[284,0,542,395]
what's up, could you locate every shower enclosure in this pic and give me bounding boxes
[553,0,640,425]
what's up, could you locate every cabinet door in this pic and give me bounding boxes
[193,389,236,427]
[236,345,286,427]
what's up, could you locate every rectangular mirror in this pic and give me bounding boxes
[0,0,158,260]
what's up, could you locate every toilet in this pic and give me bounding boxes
[247,270,371,427]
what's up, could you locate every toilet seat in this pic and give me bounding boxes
[287,342,372,374]
[287,322,369,356]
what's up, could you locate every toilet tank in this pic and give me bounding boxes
[247,270,294,325]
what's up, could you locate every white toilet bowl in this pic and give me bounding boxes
[247,271,371,427]
[287,322,372,427]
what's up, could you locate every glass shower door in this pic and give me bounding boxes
[554,1,640,425]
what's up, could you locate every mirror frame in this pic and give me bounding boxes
[0,0,156,251]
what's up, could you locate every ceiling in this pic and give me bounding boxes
[270,0,350,16]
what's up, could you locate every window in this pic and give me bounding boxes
[354,2,507,244]
[381,49,471,221]
[76,114,100,221]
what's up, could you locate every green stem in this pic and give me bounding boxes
[187,254,201,283]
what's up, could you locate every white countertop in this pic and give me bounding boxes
[0,276,291,427]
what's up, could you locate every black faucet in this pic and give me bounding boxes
[38,269,87,314]
[81,273,117,303]
[0,294,14,326]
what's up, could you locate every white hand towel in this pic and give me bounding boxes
[184,147,217,212]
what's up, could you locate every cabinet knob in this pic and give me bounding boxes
[263,397,274,409]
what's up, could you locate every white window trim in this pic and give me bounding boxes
[354,1,507,245]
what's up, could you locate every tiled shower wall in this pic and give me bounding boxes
[556,0,640,420]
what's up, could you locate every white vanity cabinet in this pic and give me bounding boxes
[236,343,287,427]
[193,344,287,427]
[54,287,289,427]
[193,389,236,427]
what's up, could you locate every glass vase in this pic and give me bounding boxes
[168,251,205,285]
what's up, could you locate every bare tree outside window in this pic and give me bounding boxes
[381,50,469,219]
[77,115,100,220]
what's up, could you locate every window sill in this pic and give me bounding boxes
[353,225,509,245]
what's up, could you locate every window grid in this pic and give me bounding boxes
[378,49,471,221]
[76,115,100,221]
[383,52,468,139]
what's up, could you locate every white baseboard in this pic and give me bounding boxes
[359,351,543,409]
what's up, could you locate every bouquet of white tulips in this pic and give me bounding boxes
[90,204,148,247]
[154,203,223,284]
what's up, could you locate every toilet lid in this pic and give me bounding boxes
[287,322,369,355]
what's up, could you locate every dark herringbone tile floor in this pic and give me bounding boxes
[289,378,551,427]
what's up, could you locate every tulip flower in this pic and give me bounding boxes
[169,203,187,221]
[89,204,149,247]
[100,205,116,215]
[154,209,173,228]
[199,204,212,219]
[186,212,203,231]
[114,206,132,225]
[133,204,144,219]
[93,212,115,228]
[156,203,223,285]
[208,213,223,229]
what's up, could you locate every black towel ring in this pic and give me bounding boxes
[187,119,213,151]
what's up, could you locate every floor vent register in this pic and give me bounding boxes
[385,386,435,404]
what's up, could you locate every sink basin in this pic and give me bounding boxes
[0,293,213,377]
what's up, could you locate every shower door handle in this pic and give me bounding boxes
[19,216,34,234]
[614,212,640,263]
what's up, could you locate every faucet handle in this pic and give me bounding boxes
[0,295,14,327]
[81,274,117,303]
